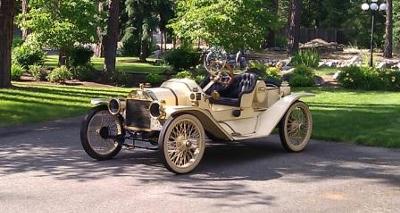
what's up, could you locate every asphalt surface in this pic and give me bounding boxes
[0,117,399,213]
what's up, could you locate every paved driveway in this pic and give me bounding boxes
[0,118,399,213]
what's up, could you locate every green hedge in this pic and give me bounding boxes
[338,66,400,91]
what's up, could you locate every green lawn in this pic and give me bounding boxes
[0,82,130,127]
[1,82,399,148]
[45,55,168,74]
[299,87,400,148]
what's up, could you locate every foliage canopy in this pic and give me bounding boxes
[18,0,99,50]
[170,0,278,51]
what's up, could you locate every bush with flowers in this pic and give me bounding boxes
[338,66,400,91]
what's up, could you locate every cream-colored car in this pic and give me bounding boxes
[80,52,314,174]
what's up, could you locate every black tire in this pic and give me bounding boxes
[279,101,313,153]
[80,105,124,160]
[159,114,206,174]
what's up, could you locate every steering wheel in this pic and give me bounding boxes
[204,48,234,87]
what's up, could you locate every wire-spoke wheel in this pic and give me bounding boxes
[159,114,206,174]
[279,101,313,152]
[81,106,124,160]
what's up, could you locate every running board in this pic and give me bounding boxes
[124,140,159,150]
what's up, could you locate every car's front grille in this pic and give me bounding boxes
[126,99,151,129]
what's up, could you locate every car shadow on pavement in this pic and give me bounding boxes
[0,132,399,208]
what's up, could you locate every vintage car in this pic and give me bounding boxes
[80,50,314,174]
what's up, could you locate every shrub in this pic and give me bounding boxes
[164,47,201,71]
[47,66,73,83]
[382,70,400,90]
[337,66,385,90]
[175,70,193,79]
[291,49,320,68]
[13,42,45,69]
[12,37,24,49]
[68,46,94,67]
[248,61,269,72]
[111,71,129,86]
[72,64,100,82]
[28,65,47,81]
[266,67,281,79]
[289,75,315,87]
[288,65,315,87]
[146,73,164,85]
[11,63,25,81]
[293,65,315,77]
[265,67,282,86]
[194,74,206,84]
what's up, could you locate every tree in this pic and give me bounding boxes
[0,0,16,88]
[383,0,393,58]
[19,0,99,65]
[123,0,161,61]
[95,0,107,57]
[21,0,28,40]
[395,0,400,49]
[103,0,120,75]
[157,0,175,52]
[170,0,278,51]
[288,0,302,55]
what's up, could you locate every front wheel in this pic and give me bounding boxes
[159,114,206,174]
[279,101,313,152]
[80,106,124,160]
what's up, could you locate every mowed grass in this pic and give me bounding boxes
[0,82,130,127]
[299,87,400,148]
[45,55,168,74]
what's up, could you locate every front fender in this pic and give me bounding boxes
[164,106,234,141]
[237,93,314,140]
[90,98,110,106]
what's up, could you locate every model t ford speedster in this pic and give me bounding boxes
[80,49,314,174]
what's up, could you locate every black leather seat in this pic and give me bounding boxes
[202,73,257,107]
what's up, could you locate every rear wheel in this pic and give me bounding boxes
[279,101,313,152]
[159,114,206,174]
[80,106,124,160]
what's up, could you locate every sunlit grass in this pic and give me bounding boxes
[45,55,168,74]
[298,87,400,148]
[0,82,130,127]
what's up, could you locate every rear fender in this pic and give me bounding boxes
[237,93,314,140]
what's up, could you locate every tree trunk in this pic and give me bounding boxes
[95,0,105,57]
[164,31,167,51]
[384,0,393,58]
[288,0,302,55]
[0,0,16,88]
[139,20,151,62]
[160,30,164,53]
[265,0,278,48]
[58,48,67,66]
[21,0,28,40]
[103,0,120,76]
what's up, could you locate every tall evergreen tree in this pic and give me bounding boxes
[0,0,16,88]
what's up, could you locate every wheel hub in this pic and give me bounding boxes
[99,127,110,139]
